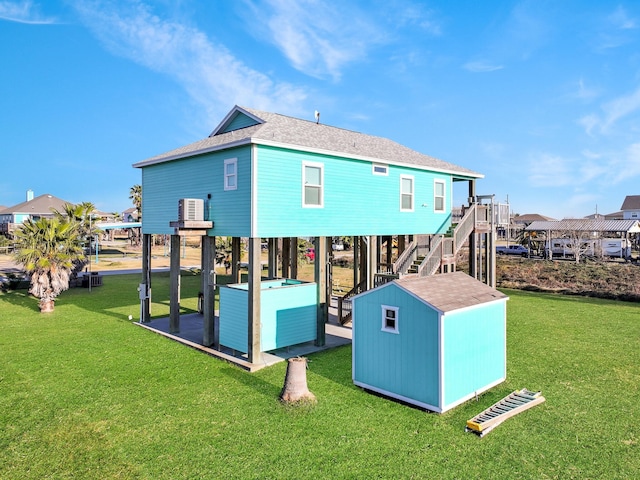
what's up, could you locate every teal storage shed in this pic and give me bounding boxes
[352,272,508,413]
[219,279,317,353]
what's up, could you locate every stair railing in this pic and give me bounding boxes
[337,279,367,325]
[393,238,417,274]
[453,203,477,253]
[417,234,444,276]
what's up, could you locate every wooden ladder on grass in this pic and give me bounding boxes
[466,388,545,437]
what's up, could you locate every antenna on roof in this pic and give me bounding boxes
[314,110,320,124]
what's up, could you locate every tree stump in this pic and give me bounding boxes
[279,357,316,404]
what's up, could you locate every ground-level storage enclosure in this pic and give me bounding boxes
[219,279,317,353]
[352,272,508,413]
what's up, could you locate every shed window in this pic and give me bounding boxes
[434,180,445,212]
[224,158,237,191]
[400,175,414,211]
[303,162,324,207]
[381,305,399,334]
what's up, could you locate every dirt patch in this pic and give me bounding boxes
[496,257,640,301]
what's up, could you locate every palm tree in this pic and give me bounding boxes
[52,202,97,275]
[13,216,85,313]
[129,185,142,221]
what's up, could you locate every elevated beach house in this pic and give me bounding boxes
[133,105,492,366]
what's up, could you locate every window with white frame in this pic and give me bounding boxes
[400,175,414,211]
[224,158,237,191]
[303,162,323,207]
[434,180,445,212]
[381,305,399,333]
[372,163,388,176]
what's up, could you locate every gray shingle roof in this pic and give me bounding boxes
[524,219,640,233]
[394,271,508,313]
[134,105,482,179]
[2,194,70,216]
[621,195,640,211]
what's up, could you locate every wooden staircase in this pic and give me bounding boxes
[336,203,492,325]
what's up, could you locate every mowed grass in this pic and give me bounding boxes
[1,276,639,479]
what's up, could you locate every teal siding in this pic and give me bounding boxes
[260,280,317,351]
[219,285,248,352]
[219,280,317,354]
[353,284,440,407]
[442,301,507,407]
[141,145,252,236]
[221,112,259,132]
[256,145,452,237]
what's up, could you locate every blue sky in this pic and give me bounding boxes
[2,1,640,219]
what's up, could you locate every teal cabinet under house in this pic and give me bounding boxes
[219,279,317,353]
[352,272,508,413]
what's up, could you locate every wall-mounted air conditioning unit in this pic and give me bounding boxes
[178,198,204,221]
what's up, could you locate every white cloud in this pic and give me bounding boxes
[610,142,640,183]
[527,153,573,187]
[600,87,640,131]
[463,61,504,73]
[244,0,386,81]
[73,1,307,122]
[0,0,56,24]
[608,5,637,30]
[578,87,640,135]
[574,78,599,100]
[393,1,442,36]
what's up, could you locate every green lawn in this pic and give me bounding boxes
[1,276,639,479]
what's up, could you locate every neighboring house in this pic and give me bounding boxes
[133,105,487,364]
[620,195,640,220]
[511,213,555,227]
[0,192,71,237]
[122,207,139,222]
[603,211,624,220]
[352,272,508,413]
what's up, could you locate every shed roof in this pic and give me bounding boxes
[621,195,640,211]
[134,105,482,179]
[392,272,507,313]
[0,194,70,216]
[524,219,640,233]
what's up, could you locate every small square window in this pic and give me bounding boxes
[381,305,399,333]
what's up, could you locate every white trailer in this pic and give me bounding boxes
[548,238,631,259]
[600,238,631,259]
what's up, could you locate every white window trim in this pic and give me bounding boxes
[434,179,446,213]
[302,161,324,208]
[372,163,388,176]
[381,305,399,334]
[224,158,238,191]
[400,175,414,212]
